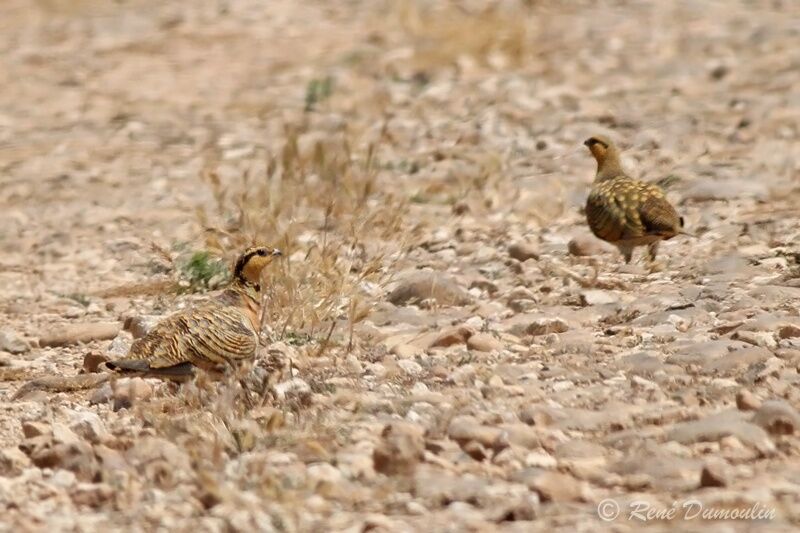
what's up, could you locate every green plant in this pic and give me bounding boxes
[304,76,334,111]
[179,250,231,292]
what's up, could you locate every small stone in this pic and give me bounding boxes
[107,334,132,357]
[735,389,762,411]
[452,201,469,215]
[552,380,573,392]
[525,452,557,469]
[344,355,363,374]
[466,333,503,352]
[568,235,611,257]
[429,326,474,348]
[71,482,113,507]
[487,375,504,388]
[710,378,739,389]
[449,364,476,386]
[52,423,82,446]
[387,272,472,306]
[397,359,424,377]
[508,298,538,313]
[82,351,109,374]
[668,411,775,456]
[447,415,508,452]
[463,316,485,329]
[752,400,800,436]
[373,422,425,476]
[39,322,121,347]
[64,307,84,319]
[22,421,51,439]
[89,383,113,406]
[461,440,489,461]
[720,435,745,452]
[0,330,29,354]
[508,241,539,262]
[517,470,590,503]
[554,439,606,459]
[525,318,569,336]
[0,446,31,476]
[406,501,427,515]
[506,286,537,304]
[519,406,554,427]
[50,469,77,488]
[94,445,128,472]
[709,62,729,80]
[127,437,192,479]
[733,330,777,349]
[69,411,109,444]
[391,344,421,359]
[28,437,100,482]
[580,290,619,306]
[112,377,153,411]
[778,325,800,339]
[700,459,730,488]
[307,463,342,486]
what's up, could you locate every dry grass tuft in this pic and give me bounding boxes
[196,121,409,357]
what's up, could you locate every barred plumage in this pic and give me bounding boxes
[583,135,684,264]
[106,245,282,379]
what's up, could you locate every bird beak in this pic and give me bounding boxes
[583,139,592,147]
[271,249,282,257]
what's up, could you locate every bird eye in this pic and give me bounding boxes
[257,249,267,256]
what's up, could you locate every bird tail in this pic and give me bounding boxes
[105,359,196,380]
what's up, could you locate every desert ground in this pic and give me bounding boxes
[1,0,800,531]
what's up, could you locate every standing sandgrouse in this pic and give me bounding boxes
[106,245,282,379]
[583,135,685,264]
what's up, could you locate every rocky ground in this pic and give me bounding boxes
[2,0,800,531]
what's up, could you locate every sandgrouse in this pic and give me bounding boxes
[106,245,282,379]
[583,135,685,264]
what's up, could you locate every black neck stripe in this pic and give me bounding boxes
[234,250,260,281]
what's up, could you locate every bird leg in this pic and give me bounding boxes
[647,242,660,262]
[617,244,634,264]
[646,242,667,272]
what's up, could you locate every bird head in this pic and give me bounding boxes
[584,134,623,180]
[234,245,283,287]
[583,134,614,160]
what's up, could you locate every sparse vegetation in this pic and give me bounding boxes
[178,250,231,292]
[304,76,334,111]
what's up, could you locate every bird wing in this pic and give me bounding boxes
[637,185,681,237]
[124,313,186,366]
[178,305,258,366]
[120,303,257,370]
[586,178,628,242]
